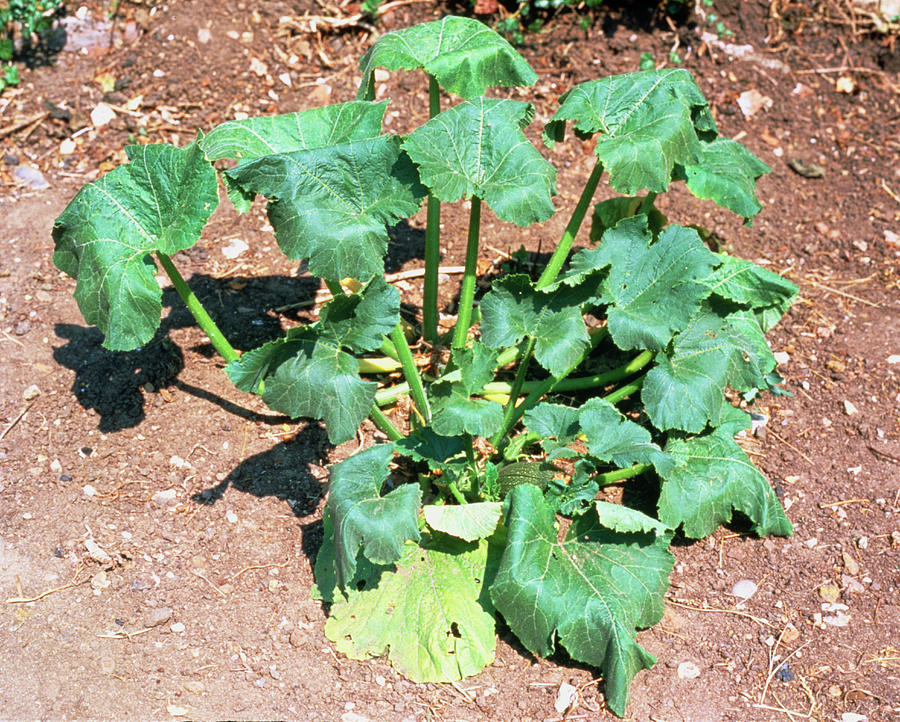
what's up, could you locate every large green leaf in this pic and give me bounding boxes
[677,138,771,223]
[225,135,424,281]
[317,277,400,353]
[578,399,674,475]
[325,535,498,682]
[327,444,422,588]
[575,217,717,351]
[429,343,504,438]
[490,485,673,716]
[395,427,467,469]
[423,503,503,542]
[403,97,556,226]
[544,69,715,194]
[52,141,218,351]
[358,15,536,100]
[480,274,592,376]
[201,101,388,212]
[660,428,792,538]
[641,307,773,433]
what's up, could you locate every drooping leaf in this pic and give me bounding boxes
[723,309,778,392]
[523,403,580,445]
[429,343,504,438]
[700,255,798,328]
[574,217,717,351]
[395,427,468,469]
[660,427,792,538]
[676,138,771,223]
[317,276,400,353]
[590,196,667,241]
[200,101,388,212]
[403,97,556,226]
[326,535,498,682]
[261,337,375,444]
[52,141,218,351]
[358,15,536,100]
[225,135,425,281]
[424,503,503,542]
[225,280,399,440]
[641,306,774,433]
[544,69,716,194]
[577,398,674,475]
[312,510,389,604]
[490,485,674,716]
[480,274,592,376]
[327,444,422,588]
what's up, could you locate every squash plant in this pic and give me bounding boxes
[52,16,797,716]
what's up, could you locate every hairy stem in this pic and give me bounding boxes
[390,324,430,422]
[451,197,482,349]
[447,481,468,505]
[155,252,239,364]
[535,159,603,290]
[422,75,442,343]
[368,404,404,441]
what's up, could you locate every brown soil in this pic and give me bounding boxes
[1,1,899,720]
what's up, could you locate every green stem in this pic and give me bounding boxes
[596,463,651,486]
[390,324,430,422]
[451,197,482,349]
[603,375,646,405]
[535,159,603,290]
[481,349,655,397]
[422,75,442,344]
[368,404,403,441]
[379,336,400,362]
[494,338,534,447]
[447,482,468,505]
[155,252,238,364]
[373,344,523,407]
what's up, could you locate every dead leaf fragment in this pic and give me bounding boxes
[90,103,116,128]
[818,582,840,603]
[788,158,825,179]
[94,71,116,94]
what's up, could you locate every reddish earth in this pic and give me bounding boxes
[1,1,898,720]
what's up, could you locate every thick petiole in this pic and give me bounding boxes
[451,197,482,349]
[155,252,239,364]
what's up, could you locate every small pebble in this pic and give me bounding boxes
[23,384,41,401]
[226,510,238,523]
[166,704,188,718]
[144,606,173,627]
[14,320,30,336]
[84,538,112,565]
[773,663,794,682]
[732,579,758,600]
[843,399,858,416]
[152,489,178,507]
[3,152,19,165]
[13,164,49,190]
[183,680,205,694]
[842,714,868,722]
[677,661,701,679]
[888,354,900,364]
[170,622,185,633]
[857,536,868,550]
[773,351,790,365]
[222,238,249,259]
[83,484,97,497]
[842,551,860,576]
[49,459,62,473]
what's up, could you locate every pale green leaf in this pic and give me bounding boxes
[327,444,422,588]
[325,536,498,682]
[403,97,556,226]
[424,503,503,542]
[700,254,797,329]
[590,196,667,241]
[594,501,672,539]
[660,428,792,538]
[358,16,536,100]
[225,135,424,281]
[52,141,218,351]
[490,485,674,716]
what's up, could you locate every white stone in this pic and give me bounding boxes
[842,713,867,722]
[152,489,178,507]
[554,682,577,714]
[226,510,238,524]
[90,102,116,128]
[732,579,758,600]
[677,661,701,679]
[170,622,186,633]
[197,28,211,44]
[773,351,790,364]
[222,238,249,259]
